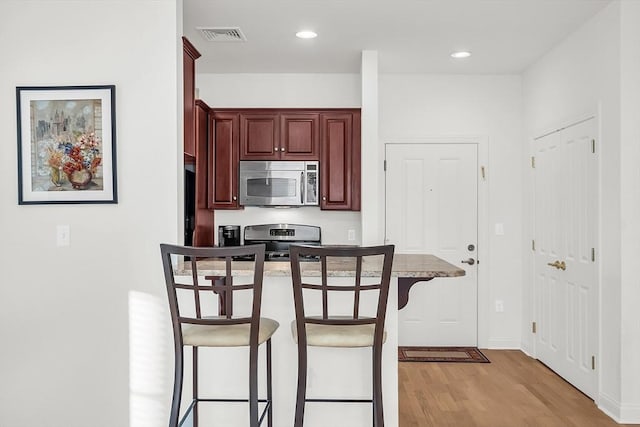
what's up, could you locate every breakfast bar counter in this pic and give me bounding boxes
[183,253,464,278]
[175,253,463,427]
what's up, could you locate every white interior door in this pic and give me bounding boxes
[534,118,598,398]
[386,143,478,346]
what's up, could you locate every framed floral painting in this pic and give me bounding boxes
[16,85,117,204]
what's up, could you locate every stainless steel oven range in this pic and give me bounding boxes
[239,223,321,261]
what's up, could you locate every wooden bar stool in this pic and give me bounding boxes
[289,244,395,427]
[160,243,278,427]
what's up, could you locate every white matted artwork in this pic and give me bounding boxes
[16,85,117,204]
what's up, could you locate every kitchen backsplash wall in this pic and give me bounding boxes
[214,207,361,245]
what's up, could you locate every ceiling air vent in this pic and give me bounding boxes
[197,27,247,42]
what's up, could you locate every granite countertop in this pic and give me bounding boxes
[180,253,465,278]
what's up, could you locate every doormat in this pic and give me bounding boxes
[398,346,490,363]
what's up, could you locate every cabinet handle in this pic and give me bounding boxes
[233,196,237,201]
[280,147,285,152]
[274,147,279,152]
[322,196,327,201]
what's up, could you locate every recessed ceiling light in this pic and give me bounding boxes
[451,51,472,59]
[296,30,317,39]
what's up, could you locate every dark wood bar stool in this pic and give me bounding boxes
[160,243,278,427]
[289,244,395,427]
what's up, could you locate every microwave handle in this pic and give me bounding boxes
[300,171,305,205]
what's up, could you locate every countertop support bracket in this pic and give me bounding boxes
[398,277,434,310]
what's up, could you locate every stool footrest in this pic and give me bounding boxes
[306,398,373,403]
[195,398,271,403]
[181,399,272,426]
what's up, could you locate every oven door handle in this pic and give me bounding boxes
[300,171,305,205]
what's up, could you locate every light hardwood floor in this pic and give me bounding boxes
[399,350,632,427]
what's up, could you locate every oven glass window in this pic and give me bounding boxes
[246,177,297,198]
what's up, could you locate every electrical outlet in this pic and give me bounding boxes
[56,225,70,247]
[495,300,504,313]
[348,229,356,241]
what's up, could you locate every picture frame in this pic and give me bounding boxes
[16,85,117,204]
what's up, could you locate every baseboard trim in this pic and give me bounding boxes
[599,392,622,422]
[598,392,640,424]
[520,342,533,357]
[485,338,520,349]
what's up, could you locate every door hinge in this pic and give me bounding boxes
[592,248,595,262]
[532,321,537,334]
[531,156,536,168]
[592,355,596,370]
[532,240,536,251]
[592,139,596,154]
[383,160,387,171]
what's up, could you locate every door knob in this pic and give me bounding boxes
[547,260,566,270]
[461,258,475,265]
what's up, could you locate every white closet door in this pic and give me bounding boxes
[534,118,598,398]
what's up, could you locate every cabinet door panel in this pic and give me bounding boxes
[321,113,352,210]
[182,37,200,159]
[193,101,214,246]
[281,113,319,160]
[209,112,239,209]
[240,113,279,160]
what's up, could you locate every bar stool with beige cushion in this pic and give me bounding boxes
[289,244,395,427]
[160,243,279,427]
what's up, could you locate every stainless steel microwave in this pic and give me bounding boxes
[239,161,319,206]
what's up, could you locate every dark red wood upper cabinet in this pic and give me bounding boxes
[193,100,214,246]
[239,113,280,160]
[207,108,360,211]
[238,111,320,160]
[209,112,240,209]
[320,111,361,211]
[320,113,352,210]
[182,37,201,160]
[280,113,319,160]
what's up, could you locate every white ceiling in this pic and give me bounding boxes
[183,0,611,75]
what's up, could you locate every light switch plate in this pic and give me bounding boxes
[348,229,356,241]
[495,223,505,236]
[57,225,70,247]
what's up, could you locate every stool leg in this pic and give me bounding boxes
[267,338,273,427]
[372,346,384,427]
[294,342,307,427]
[169,344,184,427]
[249,344,259,427]
[193,347,199,427]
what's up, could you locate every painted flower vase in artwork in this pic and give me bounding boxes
[50,167,62,187]
[67,169,92,189]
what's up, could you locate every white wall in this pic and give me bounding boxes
[523,1,640,422]
[198,72,524,348]
[196,73,363,244]
[0,1,180,426]
[522,1,622,387]
[618,0,640,420]
[197,73,361,108]
[379,74,524,349]
[361,51,381,246]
